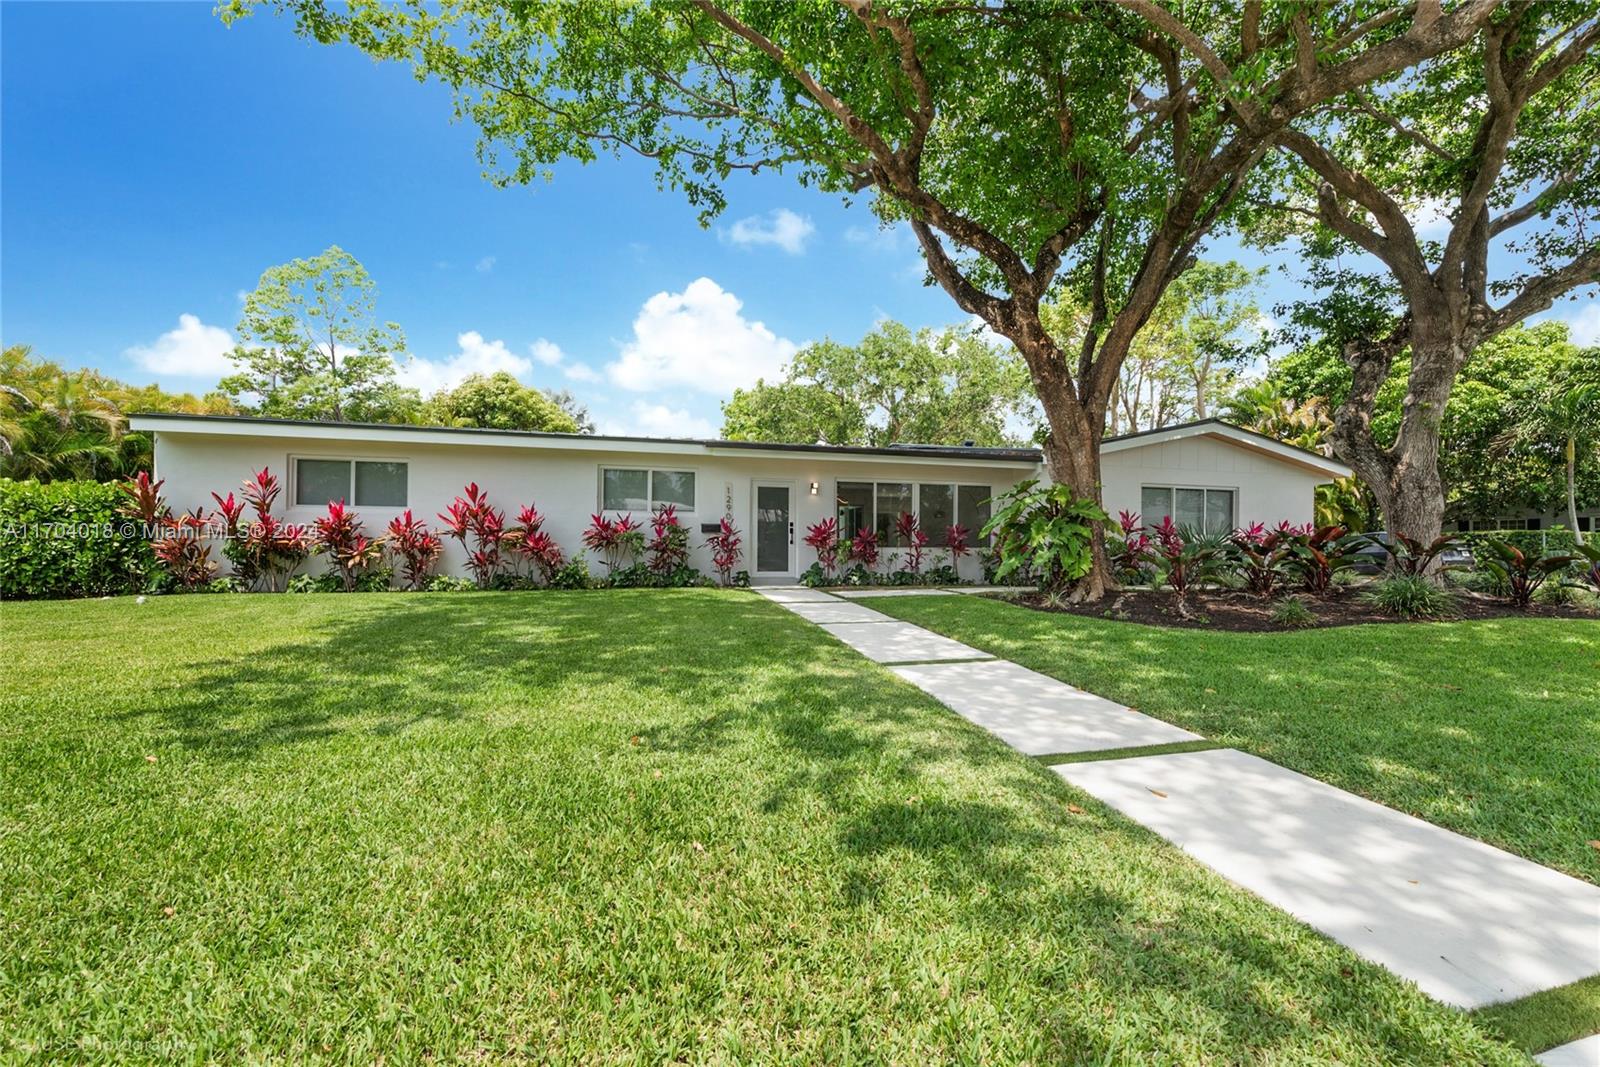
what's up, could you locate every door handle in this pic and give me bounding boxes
[789,521,794,543]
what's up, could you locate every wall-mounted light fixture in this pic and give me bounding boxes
[809,482,819,495]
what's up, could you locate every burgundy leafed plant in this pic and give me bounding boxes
[582,512,642,572]
[386,509,443,590]
[152,508,219,591]
[804,517,840,581]
[895,511,928,576]
[311,500,385,591]
[118,471,169,527]
[439,482,505,587]
[1228,521,1298,599]
[504,503,564,585]
[705,516,743,586]
[232,467,310,592]
[646,504,689,574]
[849,527,881,571]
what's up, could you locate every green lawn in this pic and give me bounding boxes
[869,594,1600,884]
[0,591,1534,1063]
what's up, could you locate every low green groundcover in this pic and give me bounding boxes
[0,591,1536,1062]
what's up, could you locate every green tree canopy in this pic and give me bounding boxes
[229,0,1496,599]
[220,245,420,423]
[720,321,1033,447]
[424,372,581,434]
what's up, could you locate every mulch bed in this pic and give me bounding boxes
[1013,586,1597,632]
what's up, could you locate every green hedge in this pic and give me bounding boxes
[0,479,157,599]
[1458,528,1579,560]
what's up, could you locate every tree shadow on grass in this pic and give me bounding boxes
[105,589,1515,1063]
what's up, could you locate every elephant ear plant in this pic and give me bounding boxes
[1478,539,1577,610]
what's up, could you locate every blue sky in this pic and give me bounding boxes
[3,3,1596,438]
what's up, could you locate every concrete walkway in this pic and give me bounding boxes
[758,585,1600,1020]
[1538,1033,1600,1066]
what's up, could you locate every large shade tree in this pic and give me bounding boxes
[1246,2,1600,547]
[233,0,1501,596]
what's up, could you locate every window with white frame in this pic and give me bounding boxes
[1140,485,1234,534]
[294,458,408,507]
[835,481,993,544]
[601,468,696,512]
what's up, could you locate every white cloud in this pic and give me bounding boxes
[723,208,815,255]
[601,401,718,440]
[1559,301,1600,347]
[529,338,564,366]
[606,277,798,394]
[475,255,497,273]
[563,362,602,383]
[124,314,237,377]
[395,330,533,394]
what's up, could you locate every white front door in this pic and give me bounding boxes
[752,481,795,577]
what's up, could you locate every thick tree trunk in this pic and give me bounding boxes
[1041,412,1113,602]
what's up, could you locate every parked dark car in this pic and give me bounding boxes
[1347,532,1475,574]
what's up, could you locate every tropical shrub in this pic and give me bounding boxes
[705,517,743,587]
[151,509,219,592]
[1148,517,1227,600]
[386,509,443,590]
[1287,524,1358,595]
[1227,522,1302,598]
[423,574,477,592]
[945,523,971,572]
[310,500,385,591]
[1363,532,1460,577]
[0,477,158,598]
[438,483,505,588]
[847,527,881,571]
[220,468,310,592]
[923,563,961,585]
[1271,596,1317,629]
[1577,544,1600,593]
[982,480,1107,593]
[894,511,928,577]
[1364,575,1459,619]
[803,517,840,581]
[582,513,643,573]
[646,504,689,575]
[1108,510,1156,584]
[503,503,564,584]
[1477,539,1576,609]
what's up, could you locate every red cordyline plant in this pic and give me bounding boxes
[1288,524,1354,595]
[311,500,385,592]
[386,510,443,590]
[1150,515,1228,602]
[894,511,928,575]
[118,472,215,591]
[226,467,311,592]
[804,517,841,580]
[946,523,971,569]
[503,503,565,584]
[439,482,505,587]
[849,527,881,570]
[704,516,743,586]
[646,504,689,574]
[582,512,643,572]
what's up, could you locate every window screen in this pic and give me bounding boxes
[875,482,912,541]
[837,482,873,539]
[354,461,407,507]
[1204,489,1234,534]
[957,485,992,544]
[602,468,649,511]
[296,459,351,507]
[651,470,695,511]
[1140,486,1173,523]
[919,484,954,545]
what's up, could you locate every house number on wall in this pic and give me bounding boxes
[724,482,734,522]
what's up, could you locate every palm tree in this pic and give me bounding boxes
[1547,379,1599,546]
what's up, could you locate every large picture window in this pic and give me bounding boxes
[1140,485,1234,534]
[834,481,994,545]
[294,458,408,508]
[601,468,696,512]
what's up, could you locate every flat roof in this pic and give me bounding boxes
[128,412,1043,465]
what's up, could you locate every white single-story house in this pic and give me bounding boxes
[129,414,1351,582]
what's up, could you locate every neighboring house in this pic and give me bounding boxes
[129,414,1349,582]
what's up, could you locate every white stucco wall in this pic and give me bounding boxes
[150,428,1034,582]
[1100,434,1327,527]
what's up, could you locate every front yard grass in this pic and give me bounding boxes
[869,594,1600,884]
[0,591,1537,1063]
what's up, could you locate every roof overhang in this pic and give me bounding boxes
[128,414,1043,471]
[1101,420,1352,481]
